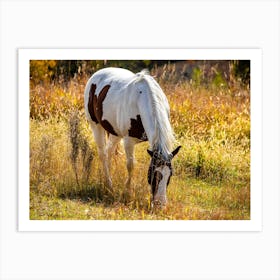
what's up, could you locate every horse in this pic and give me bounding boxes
[84,67,181,207]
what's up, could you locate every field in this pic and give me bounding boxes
[29,62,250,220]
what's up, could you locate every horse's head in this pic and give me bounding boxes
[147,146,181,208]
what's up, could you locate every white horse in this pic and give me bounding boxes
[84,67,181,206]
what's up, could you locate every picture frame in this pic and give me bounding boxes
[19,48,262,232]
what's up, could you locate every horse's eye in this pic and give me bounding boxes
[139,91,142,94]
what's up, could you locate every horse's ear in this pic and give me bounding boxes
[147,150,153,157]
[171,146,182,158]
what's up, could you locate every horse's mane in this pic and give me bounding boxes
[134,70,175,157]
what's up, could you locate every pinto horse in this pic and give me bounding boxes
[84,67,181,206]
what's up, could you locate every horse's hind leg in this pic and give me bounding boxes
[89,122,112,188]
[123,137,137,189]
[106,134,121,171]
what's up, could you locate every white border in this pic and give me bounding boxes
[18,49,262,232]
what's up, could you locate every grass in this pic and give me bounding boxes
[30,177,249,220]
[29,63,250,220]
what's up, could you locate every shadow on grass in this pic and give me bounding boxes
[57,182,139,208]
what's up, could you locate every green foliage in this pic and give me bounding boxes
[212,71,228,88]
[191,67,202,87]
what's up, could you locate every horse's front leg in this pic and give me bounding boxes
[123,137,136,188]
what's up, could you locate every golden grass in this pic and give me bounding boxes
[29,68,250,220]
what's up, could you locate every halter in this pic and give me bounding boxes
[148,149,173,187]
[152,149,173,168]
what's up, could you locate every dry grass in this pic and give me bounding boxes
[29,63,250,220]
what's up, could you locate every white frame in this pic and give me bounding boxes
[19,48,262,232]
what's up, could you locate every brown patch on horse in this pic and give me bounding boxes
[101,120,118,136]
[94,85,110,122]
[93,84,118,136]
[128,114,147,141]
[88,84,98,123]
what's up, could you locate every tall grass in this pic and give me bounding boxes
[29,63,250,220]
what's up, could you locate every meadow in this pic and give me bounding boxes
[29,62,250,220]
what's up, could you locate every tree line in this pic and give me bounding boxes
[30,60,250,86]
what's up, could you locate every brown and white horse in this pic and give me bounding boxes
[84,67,181,206]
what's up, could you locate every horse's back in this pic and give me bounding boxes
[85,67,139,137]
[89,67,134,88]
